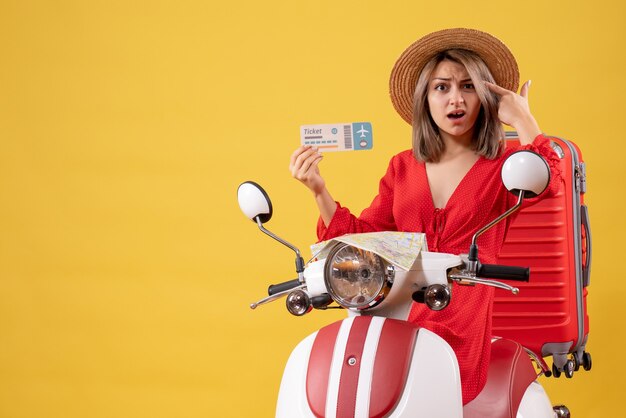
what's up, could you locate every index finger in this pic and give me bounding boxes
[484,81,511,96]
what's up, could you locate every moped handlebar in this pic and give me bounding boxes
[268,279,302,296]
[478,264,530,282]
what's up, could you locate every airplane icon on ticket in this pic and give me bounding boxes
[356,125,369,138]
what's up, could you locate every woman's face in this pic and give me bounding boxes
[427,59,481,144]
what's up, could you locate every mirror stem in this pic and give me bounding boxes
[467,191,525,274]
[256,217,306,281]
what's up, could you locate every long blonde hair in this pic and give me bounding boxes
[412,49,503,162]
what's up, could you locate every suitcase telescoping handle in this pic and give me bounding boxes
[478,264,530,282]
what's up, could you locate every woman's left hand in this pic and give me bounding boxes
[485,80,541,145]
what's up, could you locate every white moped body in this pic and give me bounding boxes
[276,253,555,418]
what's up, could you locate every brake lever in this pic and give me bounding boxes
[250,284,306,309]
[448,273,519,294]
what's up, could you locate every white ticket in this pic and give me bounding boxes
[300,122,373,152]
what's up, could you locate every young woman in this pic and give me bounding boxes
[289,28,561,405]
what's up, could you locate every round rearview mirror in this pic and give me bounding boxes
[237,181,273,223]
[501,150,550,198]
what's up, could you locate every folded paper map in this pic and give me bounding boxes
[310,231,427,271]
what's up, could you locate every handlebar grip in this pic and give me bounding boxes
[268,279,301,296]
[478,264,530,282]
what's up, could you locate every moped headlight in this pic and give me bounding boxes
[324,243,394,310]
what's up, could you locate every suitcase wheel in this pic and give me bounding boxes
[582,351,592,371]
[572,350,593,372]
[572,352,581,371]
[551,359,575,378]
[564,359,575,378]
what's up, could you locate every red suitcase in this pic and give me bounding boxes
[492,133,591,378]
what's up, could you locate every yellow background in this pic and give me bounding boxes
[1,0,624,417]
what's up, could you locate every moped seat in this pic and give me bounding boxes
[463,338,538,418]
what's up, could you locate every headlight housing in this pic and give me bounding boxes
[324,243,394,310]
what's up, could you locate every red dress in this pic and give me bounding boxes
[317,134,562,404]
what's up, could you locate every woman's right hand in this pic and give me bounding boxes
[485,80,541,145]
[289,145,326,195]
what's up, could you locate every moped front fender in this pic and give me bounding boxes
[276,316,463,418]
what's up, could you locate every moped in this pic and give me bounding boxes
[238,150,570,418]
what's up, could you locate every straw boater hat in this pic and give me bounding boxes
[389,28,520,125]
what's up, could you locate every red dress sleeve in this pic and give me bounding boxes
[506,133,563,208]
